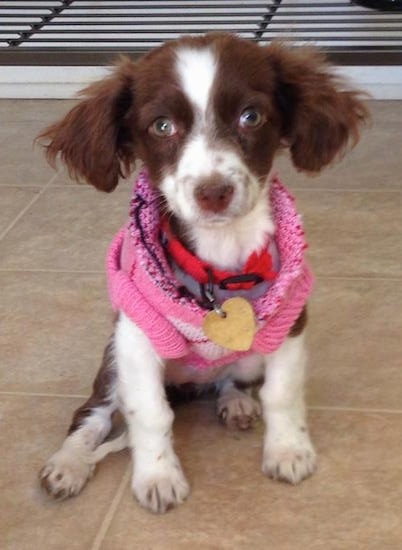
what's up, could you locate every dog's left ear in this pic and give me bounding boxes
[37,58,136,192]
[266,43,370,172]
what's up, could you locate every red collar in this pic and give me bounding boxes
[162,218,277,291]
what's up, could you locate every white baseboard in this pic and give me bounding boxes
[0,65,401,100]
[0,66,109,99]
[335,66,402,100]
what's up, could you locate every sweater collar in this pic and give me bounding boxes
[161,216,277,292]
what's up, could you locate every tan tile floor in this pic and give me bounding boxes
[1,100,402,550]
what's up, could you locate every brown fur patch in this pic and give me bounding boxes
[288,306,308,338]
[212,34,281,179]
[233,376,264,391]
[266,43,370,172]
[37,59,137,192]
[67,339,116,435]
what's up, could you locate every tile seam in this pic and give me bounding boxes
[293,188,402,193]
[0,184,44,189]
[0,268,104,274]
[315,276,402,281]
[0,391,88,399]
[0,170,60,242]
[1,269,401,282]
[89,465,131,550]
[194,400,402,416]
[8,184,401,193]
[2,392,402,416]
[309,405,402,415]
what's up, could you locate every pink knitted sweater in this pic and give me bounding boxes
[107,171,314,369]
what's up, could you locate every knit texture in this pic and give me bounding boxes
[107,170,314,369]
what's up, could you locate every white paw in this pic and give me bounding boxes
[217,390,261,430]
[132,454,190,514]
[39,447,94,500]
[262,439,317,485]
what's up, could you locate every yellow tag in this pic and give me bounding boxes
[202,297,256,352]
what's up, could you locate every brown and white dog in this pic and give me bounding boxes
[38,33,368,513]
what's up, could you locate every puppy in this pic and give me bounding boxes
[38,33,368,513]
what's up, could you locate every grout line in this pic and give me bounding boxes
[0,268,104,274]
[3,391,402,417]
[3,184,402,194]
[0,269,401,282]
[0,170,60,242]
[90,465,131,550]
[292,188,402,193]
[309,405,402,416]
[0,184,45,189]
[195,399,402,416]
[0,391,88,399]
[314,275,402,282]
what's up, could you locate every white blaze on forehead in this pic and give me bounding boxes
[175,46,217,114]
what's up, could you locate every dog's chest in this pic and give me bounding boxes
[107,171,314,371]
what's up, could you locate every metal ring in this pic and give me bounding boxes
[213,303,227,318]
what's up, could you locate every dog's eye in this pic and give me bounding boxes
[239,109,263,128]
[150,118,177,137]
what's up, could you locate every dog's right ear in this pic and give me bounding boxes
[37,58,136,192]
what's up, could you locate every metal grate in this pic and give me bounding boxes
[0,0,401,65]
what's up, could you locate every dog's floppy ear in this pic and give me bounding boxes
[37,58,136,192]
[266,43,369,173]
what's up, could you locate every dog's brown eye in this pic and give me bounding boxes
[239,109,263,128]
[150,118,177,137]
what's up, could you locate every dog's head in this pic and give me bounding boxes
[39,34,368,226]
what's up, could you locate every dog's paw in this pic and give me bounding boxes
[132,455,190,514]
[262,441,317,485]
[39,447,94,500]
[217,390,261,430]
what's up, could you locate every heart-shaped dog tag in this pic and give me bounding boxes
[202,297,256,351]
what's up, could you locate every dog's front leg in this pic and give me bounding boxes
[115,313,190,513]
[260,334,317,484]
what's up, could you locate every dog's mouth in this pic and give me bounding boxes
[195,210,233,225]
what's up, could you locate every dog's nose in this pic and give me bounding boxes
[195,180,234,213]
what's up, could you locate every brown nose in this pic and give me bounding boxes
[194,181,234,213]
